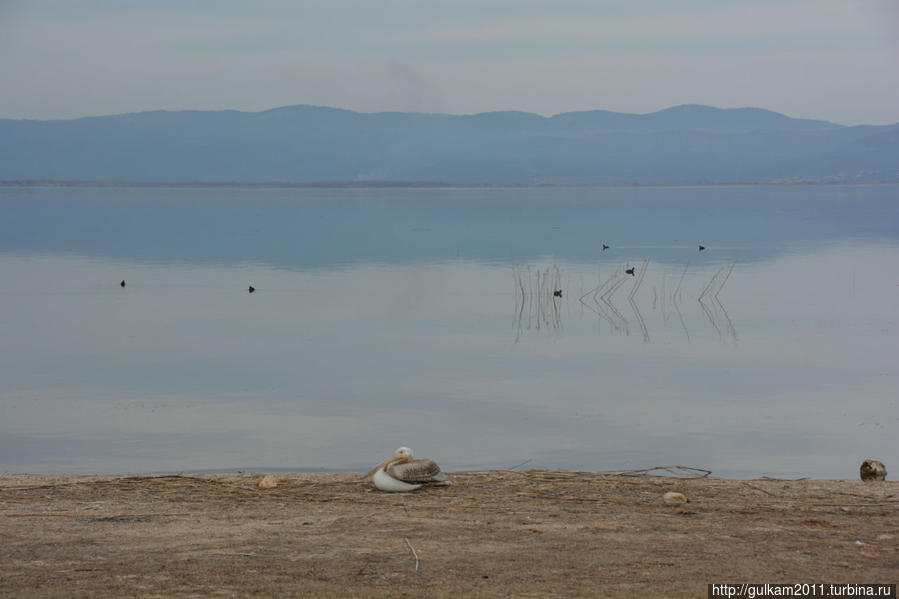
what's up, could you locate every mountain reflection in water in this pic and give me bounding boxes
[0,184,896,478]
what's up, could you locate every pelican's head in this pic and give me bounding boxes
[393,447,413,460]
[363,446,413,480]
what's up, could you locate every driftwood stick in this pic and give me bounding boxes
[615,465,712,478]
[505,459,533,470]
[742,482,776,496]
[794,502,899,507]
[404,537,420,572]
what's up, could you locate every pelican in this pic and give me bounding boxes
[364,447,451,492]
[860,459,887,481]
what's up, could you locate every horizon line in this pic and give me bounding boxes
[0,102,876,127]
[4,180,897,190]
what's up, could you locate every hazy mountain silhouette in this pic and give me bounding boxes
[1,104,896,184]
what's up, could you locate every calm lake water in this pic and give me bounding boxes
[1,184,897,478]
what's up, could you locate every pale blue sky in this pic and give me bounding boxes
[1,0,897,124]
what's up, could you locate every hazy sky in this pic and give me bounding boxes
[1,0,897,124]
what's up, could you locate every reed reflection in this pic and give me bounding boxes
[513,258,739,344]
[512,263,563,342]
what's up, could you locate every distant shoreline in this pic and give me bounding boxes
[2,180,897,190]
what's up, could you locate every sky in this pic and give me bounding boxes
[1,0,897,125]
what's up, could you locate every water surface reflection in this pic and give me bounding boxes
[0,185,896,478]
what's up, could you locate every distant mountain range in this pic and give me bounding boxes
[1,104,896,185]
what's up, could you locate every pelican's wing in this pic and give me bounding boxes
[386,458,448,483]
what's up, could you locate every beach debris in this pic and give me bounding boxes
[617,465,711,478]
[404,537,420,571]
[859,459,887,481]
[257,474,279,489]
[662,491,688,505]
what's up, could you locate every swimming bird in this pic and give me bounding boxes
[364,447,451,492]
[699,245,706,251]
[120,280,126,288]
[625,266,635,276]
[553,289,563,297]
[248,285,255,293]
[602,244,609,251]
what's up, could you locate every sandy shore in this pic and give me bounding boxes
[1,471,896,598]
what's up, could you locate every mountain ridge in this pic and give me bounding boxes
[1,104,895,184]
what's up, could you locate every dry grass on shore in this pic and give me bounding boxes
[1,471,896,598]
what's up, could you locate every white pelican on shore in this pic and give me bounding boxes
[364,447,451,492]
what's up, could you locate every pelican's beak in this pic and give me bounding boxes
[363,455,404,480]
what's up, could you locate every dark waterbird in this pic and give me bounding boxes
[248,285,255,293]
[602,244,609,251]
[553,289,563,298]
[699,245,706,251]
[625,267,635,276]
[120,280,126,288]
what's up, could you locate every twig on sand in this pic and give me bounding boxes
[796,502,899,507]
[615,466,712,479]
[404,537,420,572]
[505,459,533,470]
[742,482,776,496]
[518,494,610,503]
